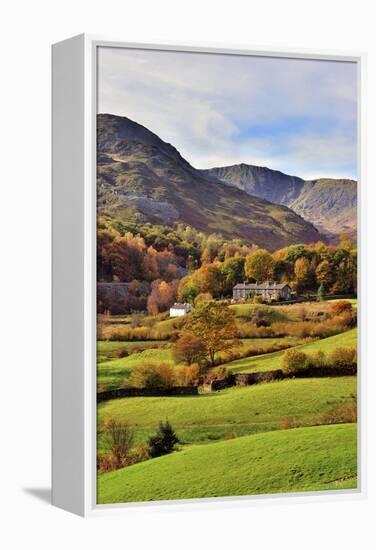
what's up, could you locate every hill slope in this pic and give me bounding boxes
[97,114,323,250]
[205,164,357,241]
[98,424,357,503]
[98,375,356,446]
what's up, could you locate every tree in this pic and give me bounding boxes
[102,416,134,468]
[177,275,200,304]
[245,249,276,282]
[220,256,245,295]
[315,260,335,290]
[294,257,315,292]
[173,331,207,365]
[147,279,178,315]
[148,421,179,458]
[273,259,292,283]
[317,283,326,301]
[194,263,222,297]
[188,302,238,366]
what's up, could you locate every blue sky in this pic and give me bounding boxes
[98,47,357,180]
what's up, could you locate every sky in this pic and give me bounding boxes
[97,47,358,180]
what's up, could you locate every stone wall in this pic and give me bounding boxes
[234,370,285,385]
[97,385,198,402]
[208,364,356,392]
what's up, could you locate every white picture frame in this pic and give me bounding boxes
[52,34,367,517]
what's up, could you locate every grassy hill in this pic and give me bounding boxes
[97,336,304,391]
[97,424,357,503]
[97,327,357,391]
[226,328,357,374]
[97,114,323,250]
[98,375,356,447]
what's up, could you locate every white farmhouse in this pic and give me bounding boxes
[169,302,192,318]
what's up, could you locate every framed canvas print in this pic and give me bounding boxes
[52,35,366,516]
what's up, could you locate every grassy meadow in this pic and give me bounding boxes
[97,299,358,503]
[98,424,357,504]
[98,376,356,448]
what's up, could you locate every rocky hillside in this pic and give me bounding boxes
[205,164,357,241]
[97,114,324,251]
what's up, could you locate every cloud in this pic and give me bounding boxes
[97,47,358,179]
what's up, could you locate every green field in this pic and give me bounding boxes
[97,336,309,391]
[98,423,357,503]
[226,328,357,374]
[97,340,170,364]
[97,347,175,391]
[98,376,356,448]
[97,318,358,504]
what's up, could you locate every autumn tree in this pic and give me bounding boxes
[147,279,178,315]
[194,263,222,297]
[187,302,238,366]
[178,275,200,304]
[315,259,335,291]
[294,257,315,293]
[245,249,276,282]
[173,331,207,365]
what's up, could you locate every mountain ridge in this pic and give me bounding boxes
[203,164,357,241]
[97,114,324,251]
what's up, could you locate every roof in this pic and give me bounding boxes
[233,282,290,290]
[170,303,191,310]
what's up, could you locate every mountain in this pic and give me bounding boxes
[288,179,357,241]
[204,164,357,242]
[97,114,324,251]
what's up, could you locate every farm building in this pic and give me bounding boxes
[169,302,192,317]
[233,281,292,302]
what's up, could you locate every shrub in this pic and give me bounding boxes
[281,348,308,375]
[329,300,353,316]
[97,452,118,472]
[279,417,300,430]
[129,363,175,389]
[127,445,150,466]
[256,319,271,328]
[148,421,179,458]
[320,399,357,425]
[216,366,231,380]
[130,313,146,328]
[114,347,129,359]
[194,292,213,306]
[252,295,264,304]
[104,325,171,341]
[102,416,134,469]
[329,347,357,368]
[174,364,200,386]
[306,350,328,369]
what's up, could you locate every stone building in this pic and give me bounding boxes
[233,281,292,302]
